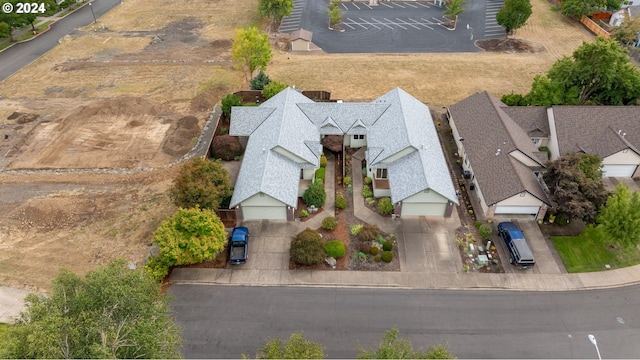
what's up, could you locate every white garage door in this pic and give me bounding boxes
[602,164,637,178]
[242,206,287,220]
[495,206,540,215]
[401,202,447,217]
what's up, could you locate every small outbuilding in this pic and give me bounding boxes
[290,29,313,51]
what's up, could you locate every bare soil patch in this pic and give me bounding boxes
[476,38,546,53]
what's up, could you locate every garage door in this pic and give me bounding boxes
[602,164,637,178]
[495,206,540,215]
[242,206,287,220]
[401,202,447,217]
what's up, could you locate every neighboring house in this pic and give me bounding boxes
[448,92,552,220]
[290,29,313,51]
[229,87,458,221]
[609,5,640,26]
[548,106,640,178]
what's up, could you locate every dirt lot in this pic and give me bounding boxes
[0,0,596,291]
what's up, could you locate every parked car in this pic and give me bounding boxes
[229,226,249,265]
[497,222,535,269]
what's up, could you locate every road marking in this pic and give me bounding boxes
[352,2,360,9]
[431,16,445,23]
[403,2,418,8]
[342,3,348,10]
[409,17,433,29]
[371,17,395,29]
[384,17,407,29]
[346,17,368,28]
[396,17,421,29]
[381,2,393,8]
[343,22,356,29]
[360,17,381,29]
[363,3,372,9]
[394,2,405,7]
[416,2,430,7]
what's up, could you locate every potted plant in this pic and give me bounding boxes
[548,213,556,224]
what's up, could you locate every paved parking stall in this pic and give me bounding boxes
[341,16,445,30]
[279,0,307,33]
[483,0,506,38]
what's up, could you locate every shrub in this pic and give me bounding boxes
[221,93,243,118]
[344,176,352,185]
[170,158,232,210]
[382,240,393,251]
[377,197,393,215]
[324,240,346,258]
[315,167,326,181]
[301,209,309,217]
[362,185,373,198]
[335,194,347,210]
[479,223,493,239]
[369,246,379,256]
[366,197,376,205]
[263,81,288,99]
[376,235,385,244]
[220,127,228,135]
[322,216,338,230]
[290,229,325,265]
[250,70,271,90]
[364,177,372,185]
[381,251,393,263]
[358,224,380,242]
[359,242,371,253]
[303,182,326,207]
[320,154,328,168]
[474,221,483,229]
[374,255,381,262]
[349,224,363,236]
[211,135,242,160]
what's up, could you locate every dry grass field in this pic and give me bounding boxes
[0,0,595,291]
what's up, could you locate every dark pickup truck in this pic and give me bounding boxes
[229,226,249,265]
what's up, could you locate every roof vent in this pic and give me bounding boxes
[262,148,266,154]
[495,148,501,156]
[420,144,424,149]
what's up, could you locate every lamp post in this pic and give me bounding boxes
[588,334,602,360]
[466,24,473,40]
[89,2,96,23]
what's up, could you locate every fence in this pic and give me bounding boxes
[580,16,611,39]
[215,209,237,228]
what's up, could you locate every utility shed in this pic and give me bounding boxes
[290,29,313,51]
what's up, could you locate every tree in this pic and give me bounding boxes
[250,70,271,90]
[211,135,243,160]
[3,260,182,358]
[221,93,243,118]
[443,0,465,26]
[263,81,288,99]
[597,184,640,248]
[527,37,640,105]
[357,327,455,359]
[145,207,227,281]
[610,18,640,46]
[231,26,273,82]
[290,228,325,265]
[327,0,343,29]
[258,0,294,25]
[543,153,609,223]
[0,22,9,39]
[170,157,232,210]
[254,331,325,359]
[496,0,532,35]
[560,0,623,17]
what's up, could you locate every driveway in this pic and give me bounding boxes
[290,0,504,53]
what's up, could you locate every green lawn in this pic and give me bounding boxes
[552,226,640,273]
[0,323,11,353]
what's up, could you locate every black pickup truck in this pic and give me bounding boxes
[229,226,249,265]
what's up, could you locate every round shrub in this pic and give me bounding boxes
[303,182,326,207]
[374,255,381,262]
[322,216,338,231]
[315,167,326,181]
[344,176,352,185]
[362,185,373,198]
[211,135,243,161]
[369,246,379,256]
[377,197,393,215]
[320,154,328,168]
[364,177,372,185]
[359,242,371,254]
[324,240,346,258]
[479,223,493,239]
[382,240,393,251]
[358,224,380,242]
[221,93,242,118]
[335,195,347,210]
[290,229,325,265]
[381,251,393,263]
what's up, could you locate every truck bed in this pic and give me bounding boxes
[230,245,246,262]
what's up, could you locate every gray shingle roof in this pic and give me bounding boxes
[229,87,458,208]
[449,92,550,207]
[502,106,550,138]
[551,106,640,158]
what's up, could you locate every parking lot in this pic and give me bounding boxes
[288,0,504,53]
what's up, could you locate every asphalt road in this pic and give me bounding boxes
[0,0,122,82]
[171,284,640,358]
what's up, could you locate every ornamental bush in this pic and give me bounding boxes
[335,194,347,210]
[325,240,346,258]
[479,223,493,239]
[344,176,352,185]
[374,255,382,262]
[364,177,372,185]
[378,197,393,215]
[322,216,338,231]
[221,93,243,118]
[315,167,326,181]
[362,185,373,198]
[370,246,379,256]
[382,240,393,251]
[290,229,325,265]
[359,242,371,253]
[211,135,243,160]
[320,154,328,168]
[303,182,326,207]
[381,251,393,263]
[350,224,363,236]
[250,70,271,90]
[358,224,380,242]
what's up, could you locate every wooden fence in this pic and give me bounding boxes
[580,15,611,39]
[215,209,237,228]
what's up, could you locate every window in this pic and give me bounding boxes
[376,168,388,179]
[300,169,304,179]
[353,135,365,140]
[532,138,540,145]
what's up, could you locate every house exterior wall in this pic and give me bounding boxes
[603,149,640,165]
[242,193,286,206]
[402,189,449,203]
[531,137,549,148]
[380,147,415,164]
[291,39,310,51]
[302,168,315,180]
[497,192,544,206]
[400,190,449,217]
[350,135,367,148]
[509,150,540,167]
[547,108,561,160]
[273,145,309,164]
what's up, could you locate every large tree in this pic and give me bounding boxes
[231,26,273,82]
[3,260,182,359]
[357,327,455,359]
[597,184,640,249]
[258,0,294,25]
[145,207,227,281]
[505,37,640,106]
[496,0,532,35]
[610,18,640,46]
[543,153,609,223]
[253,332,325,359]
[170,157,232,210]
[560,0,623,17]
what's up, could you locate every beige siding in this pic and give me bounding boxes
[380,147,415,164]
[291,39,310,51]
[497,192,544,207]
[603,149,640,165]
[273,145,310,164]
[402,189,448,203]
[242,193,286,206]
